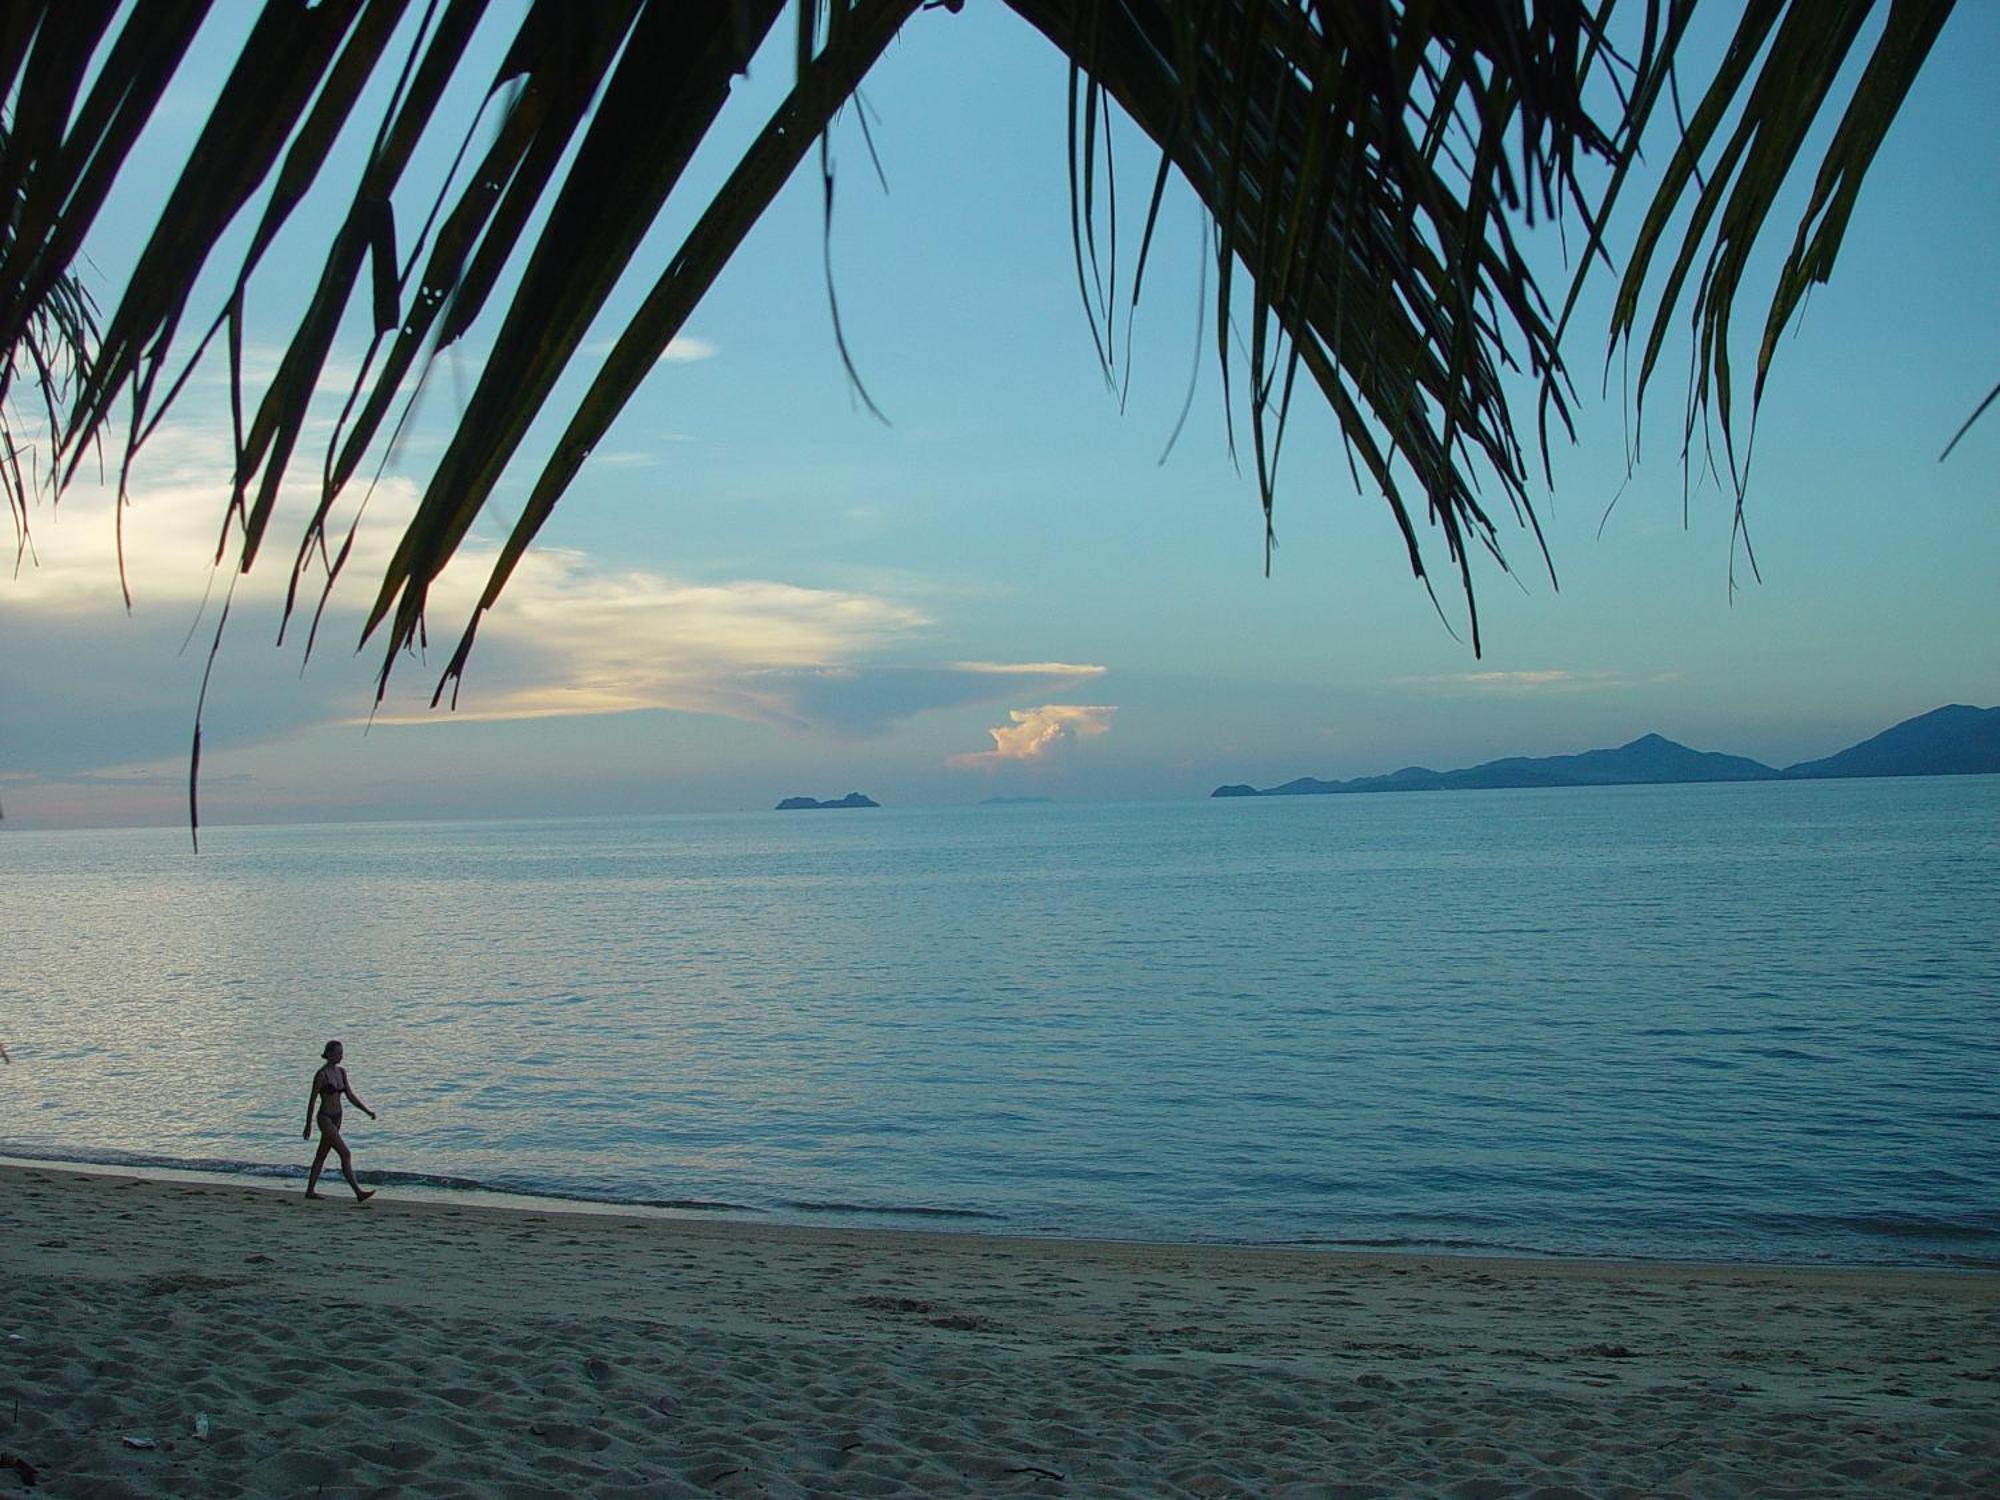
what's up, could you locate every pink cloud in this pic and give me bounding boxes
[950,704,1116,769]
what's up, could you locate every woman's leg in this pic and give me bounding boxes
[307,1131,334,1197]
[328,1125,373,1202]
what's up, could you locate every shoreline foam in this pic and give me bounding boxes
[5,1163,1996,1496]
[7,1149,1995,1272]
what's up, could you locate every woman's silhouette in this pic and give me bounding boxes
[304,1039,376,1202]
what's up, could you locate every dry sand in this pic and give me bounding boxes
[2,1164,1995,1498]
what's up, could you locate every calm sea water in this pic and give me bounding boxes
[3,779,1996,1266]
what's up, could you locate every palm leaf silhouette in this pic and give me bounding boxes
[0,0,1969,705]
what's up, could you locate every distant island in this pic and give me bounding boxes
[775,792,880,811]
[1213,704,2000,798]
[981,796,1053,805]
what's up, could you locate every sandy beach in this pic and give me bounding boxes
[2,1165,1995,1497]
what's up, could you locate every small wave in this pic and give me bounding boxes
[0,1147,761,1216]
[1935,1253,2000,1271]
[1747,1207,2000,1243]
[785,1199,1006,1221]
[361,1172,763,1214]
[600,1200,764,1224]
[1284,1233,1561,1257]
[0,1145,305,1182]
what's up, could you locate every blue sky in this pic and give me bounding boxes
[3,2,1996,827]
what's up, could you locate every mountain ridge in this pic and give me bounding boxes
[1212,704,2000,799]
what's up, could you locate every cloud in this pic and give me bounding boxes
[657,336,717,364]
[950,661,1109,678]
[5,421,419,614]
[950,704,1117,769]
[8,420,1116,790]
[575,334,716,365]
[1393,669,1684,694]
[9,399,1127,818]
[7,423,931,747]
[9,768,250,790]
[364,558,932,725]
[184,343,367,393]
[730,662,1105,737]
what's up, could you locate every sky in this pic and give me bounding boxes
[3,2,1997,828]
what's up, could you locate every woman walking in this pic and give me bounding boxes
[304,1039,376,1202]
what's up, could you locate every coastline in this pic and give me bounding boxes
[8,1150,1990,1269]
[5,1165,1995,1496]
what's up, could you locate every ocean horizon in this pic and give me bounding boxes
[4,776,1996,1268]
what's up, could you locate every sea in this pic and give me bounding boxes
[3,777,1996,1268]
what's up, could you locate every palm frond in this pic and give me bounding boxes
[425,0,924,706]
[1017,0,1633,645]
[0,90,101,570]
[1593,0,1957,494]
[0,0,1968,723]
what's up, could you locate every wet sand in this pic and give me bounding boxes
[2,1163,1995,1497]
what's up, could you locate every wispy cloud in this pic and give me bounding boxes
[950,704,1117,769]
[374,561,933,725]
[1393,669,1683,694]
[185,343,366,393]
[11,768,249,790]
[574,334,717,366]
[657,336,717,364]
[951,661,1107,678]
[5,421,416,613]
[10,423,926,730]
[7,420,1108,771]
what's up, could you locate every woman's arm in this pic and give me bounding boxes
[343,1073,376,1119]
[304,1074,319,1138]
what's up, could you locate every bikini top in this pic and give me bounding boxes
[316,1065,346,1102]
